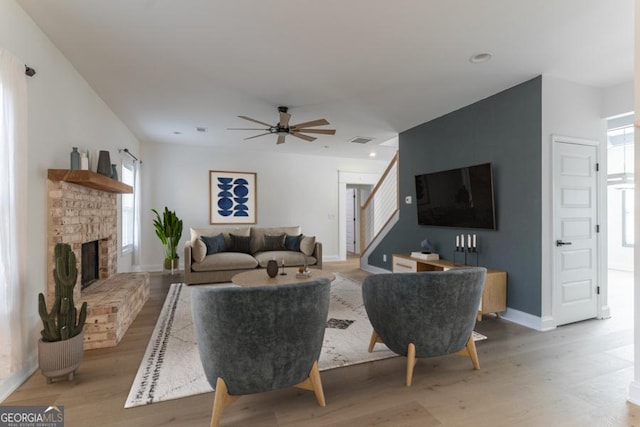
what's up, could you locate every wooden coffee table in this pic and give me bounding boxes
[231,268,335,287]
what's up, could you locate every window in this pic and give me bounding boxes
[623,189,634,247]
[121,161,134,253]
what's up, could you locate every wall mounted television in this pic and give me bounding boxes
[415,162,496,230]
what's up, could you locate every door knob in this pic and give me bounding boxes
[556,240,572,246]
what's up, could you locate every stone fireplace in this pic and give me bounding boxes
[47,178,118,305]
[47,169,149,350]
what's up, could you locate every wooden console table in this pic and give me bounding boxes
[392,254,507,321]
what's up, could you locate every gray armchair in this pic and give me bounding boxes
[362,268,486,386]
[191,278,331,427]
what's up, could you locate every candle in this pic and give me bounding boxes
[473,234,476,248]
[467,234,471,249]
[456,235,459,248]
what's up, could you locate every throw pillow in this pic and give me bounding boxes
[229,234,252,254]
[263,234,286,251]
[192,239,207,263]
[201,233,226,255]
[300,235,316,256]
[285,233,303,251]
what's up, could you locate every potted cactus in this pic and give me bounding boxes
[38,243,87,383]
[151,207,183,271]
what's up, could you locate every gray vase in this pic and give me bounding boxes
[96,150,111,176]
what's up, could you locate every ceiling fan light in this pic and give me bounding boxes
[469,53,492,64]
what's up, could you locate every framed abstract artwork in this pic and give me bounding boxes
[209,171,257,224]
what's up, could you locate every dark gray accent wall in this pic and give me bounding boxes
[370,76,542,316]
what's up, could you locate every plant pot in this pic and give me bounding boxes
[164,257,179,271]
[38,330,84,383]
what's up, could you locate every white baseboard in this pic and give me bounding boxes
[0,354,37,403]
[629,381,640,406]
[500,308,556,331]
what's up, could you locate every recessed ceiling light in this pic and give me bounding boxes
[196,127,207,133]
[369,152,377,157]
[469,53,492,64]
[173,131,182,135]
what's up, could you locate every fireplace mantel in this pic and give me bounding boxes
[48,169,132,193]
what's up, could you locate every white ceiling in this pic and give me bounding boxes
[17,0,634,161]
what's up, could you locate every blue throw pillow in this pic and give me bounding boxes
[201,233,226,255]
[229,234,252,254]
[285,233,303,251]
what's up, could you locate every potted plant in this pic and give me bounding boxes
[152,207,183,270]
[38,243,87,383]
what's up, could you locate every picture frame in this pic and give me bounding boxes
[209,171,257,224]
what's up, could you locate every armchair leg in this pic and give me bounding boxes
[294,361,326,407]
[466,335,480,370]
[210,377,240,427]
[368,330,383,352]
[455,335,480,370]
[406,343,416,387]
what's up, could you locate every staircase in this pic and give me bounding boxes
[360,152,399,271]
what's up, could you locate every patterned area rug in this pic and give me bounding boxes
[124,274,486,408]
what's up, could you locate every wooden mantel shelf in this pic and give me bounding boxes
[48,169,132,193]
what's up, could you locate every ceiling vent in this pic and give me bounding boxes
[196,127,207,133]
[349,136,373,144]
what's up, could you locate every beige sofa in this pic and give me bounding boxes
[184,225,322,285]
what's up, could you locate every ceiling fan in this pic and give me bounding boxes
[228,106,336,144]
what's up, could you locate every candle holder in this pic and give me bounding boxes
[280,259,287,275]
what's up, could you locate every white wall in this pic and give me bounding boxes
[0,0,140,400]
[138,141,388,269]
[540,75,608,329]
[603,80,634,119]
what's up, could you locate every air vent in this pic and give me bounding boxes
[196,127,207,133]
[349,137,373,144]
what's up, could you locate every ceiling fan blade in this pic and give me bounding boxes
[290,132,317,142]
[279,111,291,128]
[290,118,330,129]
[243,132,272,140]
[293,128,336,135]
[238,116,274,127]
[227,127,269,130]
[276,135,286,144]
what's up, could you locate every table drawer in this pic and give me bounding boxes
[392,257,417,272]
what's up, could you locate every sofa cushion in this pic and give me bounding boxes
[201,233,226,255]
[253,250,316,268]
[285,233,303,251]
[264,234,286,251]
[190,227,250,248]
[192,239,207,263]
[300,235,316,256]
[192,252,258,272]
[229,234,252,254]
[250,226,301,254]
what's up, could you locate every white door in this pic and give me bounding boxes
[553,139,600,326]
[346,188,356,253]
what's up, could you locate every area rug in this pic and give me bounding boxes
[125,274,486,408]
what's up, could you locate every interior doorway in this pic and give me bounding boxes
[606,115,634,332]
[345,184,373,256]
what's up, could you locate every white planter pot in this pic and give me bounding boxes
[38,330,84,383]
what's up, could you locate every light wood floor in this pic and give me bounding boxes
[5,260,640,426]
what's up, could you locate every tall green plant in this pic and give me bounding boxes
[151,207,183,263]
[38,243,88,342]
